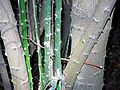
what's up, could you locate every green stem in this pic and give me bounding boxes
[44,0,51,87]
[32,0,44,89]
[19,0,33,90]
[55,0,62,89]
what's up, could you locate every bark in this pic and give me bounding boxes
[0,44,12,90]
[63,0,116,90]
[73,17,111,90]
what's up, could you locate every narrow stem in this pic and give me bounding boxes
[44,0,51,88]
[32,0,44,89]
[19,0,33,90]
[55,0,62,89]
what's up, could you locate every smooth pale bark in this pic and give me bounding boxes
[0,45,12,90]
[64,0,116,90]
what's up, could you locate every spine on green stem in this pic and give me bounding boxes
[32,0,44,89]
[55,0,62,90]
[44,0,51,88]
[19,0,33,90]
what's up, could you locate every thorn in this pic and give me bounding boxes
[24,48,27,51]
[60,8,62,11]
[76,71,81,75]
[61,58,69,61]
[59,41,62,44]
[82,38,85,43]
[82,15,86,19]
[76,61,80,64]
[104,8,111,13]
[91,50,98,54]
[11,79,16,85]
[12,47,17,50]
[99,30,104,34]
[65,84,72,88]
[47,51,50,55]
[72,60,79,64]
[72,25,84,31]
[11,66,20,71]
[20,23,23,26]
[93,17,100,23]
[5,52,7,56]
[56,28,60,32]
[28,69,31,72]
[21,79,28,85]
[21,35,23,38]
[84,61,103,69]
[83,52,89,56]
[89,35,96,40]
[46,75,49,77]
[21,10,24,13]
[87,84,94,87]
[94,41,98,45]
[27,44,30,47]
[95,70,103,75]
[77,76,84,80]
[27,57,30,60]
[44,41,50,48]
[1,36,5,40]
[54,49,58,51]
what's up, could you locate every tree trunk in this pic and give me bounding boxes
[63,0,116,90]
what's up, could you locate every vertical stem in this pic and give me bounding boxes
[19,0,33,90]
[44,0,51,87]
[32,0,44,89]
[55,0,62,89]
[50,0,58,89]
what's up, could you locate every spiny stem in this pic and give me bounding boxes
[32,0,44,89]
[19,0,33,89]
[55,0,62,89]
[44,0,51,88]
[50,0,59,89]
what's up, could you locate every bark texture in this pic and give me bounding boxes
[63,0,116,90]
[0,43,12,90]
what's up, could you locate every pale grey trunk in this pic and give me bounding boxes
[0,45,12,90]
[73,18,111,90]
[63,0,116,90]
